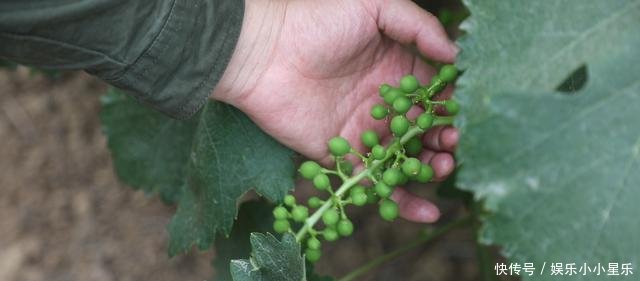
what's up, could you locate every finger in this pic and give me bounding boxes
[433,84,454,101]
[412,57,437,85]
[422,126,459,152]
[419,151,455,181]
[405,103,424,120]
[391,188,440,223]
[376,0,458,62]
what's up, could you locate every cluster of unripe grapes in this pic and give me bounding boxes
[272,65,459,263]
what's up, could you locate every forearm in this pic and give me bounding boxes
[0,0,244,119]
[212,0,287,106]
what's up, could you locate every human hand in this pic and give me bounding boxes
[213,0,459,223]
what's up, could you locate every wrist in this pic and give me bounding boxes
[211,0,287,106]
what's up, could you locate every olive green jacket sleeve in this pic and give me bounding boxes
[0,0,244,119]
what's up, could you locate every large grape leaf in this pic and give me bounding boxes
[213,201,274,281]
[100,89,296,256]
[230,233,305,281]
[456,0,640,279]
[100,89,197,203]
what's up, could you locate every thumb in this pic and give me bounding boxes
[391,187,441,223]
[375,0,458,62]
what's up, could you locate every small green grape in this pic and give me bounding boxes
[328,137,351,156]
[416,113,434,129]
[351,185,365,195]
[398,171,409,185]
[361,130,380,148]
[307,237,321,250]
[379,84,392,96]
[322,209,340,226]
[370,104,388,120]
[392,97,413,114]
[272,206,288,220]
[404,136,423,156]
[337,220,354,236]
[313,174,330,190]
[350,185,367,206]
[305,248,322,263]
[291,206,309,222]
[401,158,421,176]
[379,199,399,221]
[438,65,458,83]
[383,88,404,105]
[284,195,296,206]
[298,161,321,180]
[382,168,403,186]
[273,219,290,233]
[444,100,460,115]
[366,187,379,204]
[390,116,410,136]
[351,191,368,206]
[338,160,354,176]
[399,74,420,93]
[415,164,434,183]
[371,145,386,160]
[323,228,339,241]
[308,197,323,209]
[374,182,393,198]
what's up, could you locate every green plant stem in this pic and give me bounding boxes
[350,149,368,162]
[425,102,434,114]
[433,116,455,126]
[321,168,340,176]
[337,197,347,219]
[295,126,426,241]
[335,160,348,180]
[338,216,472,281]
[367,174,378,183]
[426,81,445,98]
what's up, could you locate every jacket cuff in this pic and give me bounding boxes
[110,0,244,119]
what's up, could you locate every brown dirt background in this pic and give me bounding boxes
[0,69,495,281]
[0,70,214,281]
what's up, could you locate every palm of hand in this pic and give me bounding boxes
[236,1,426,161]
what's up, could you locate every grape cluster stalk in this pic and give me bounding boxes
[272,65,459,263]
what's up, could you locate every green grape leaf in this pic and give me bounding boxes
[230,233,305,281]
[456,0,640,279]
[213,201,275,281]
[100,89,197,203]
[100,89,296,256]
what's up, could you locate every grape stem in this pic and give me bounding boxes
[350,149,368,162]
[321,168,340,176]
[295,126,426,241]
[337,216,472,281]
[433,116,455,126]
